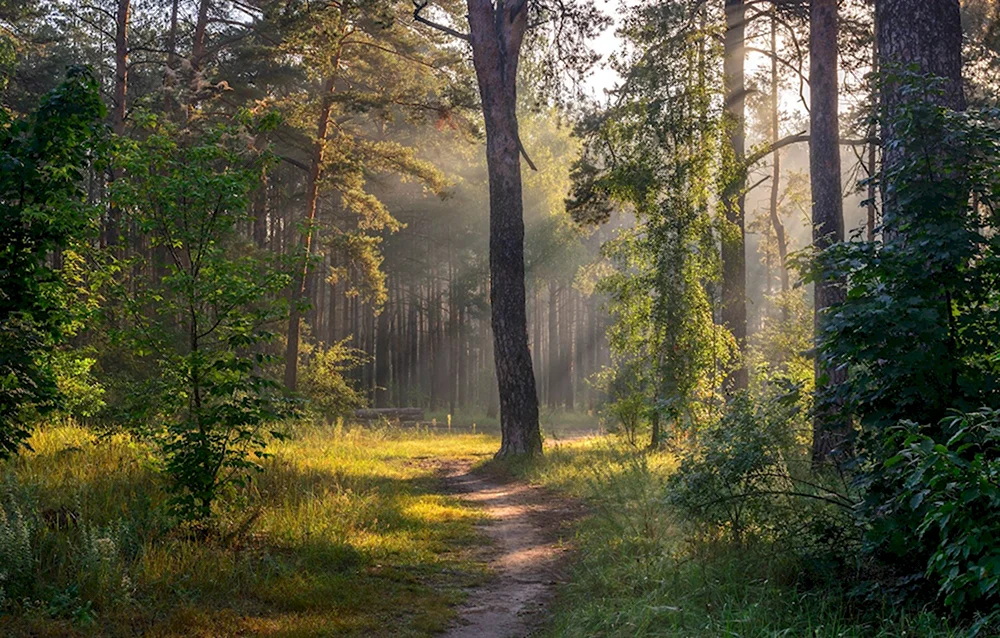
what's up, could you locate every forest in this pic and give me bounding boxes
[2,0,1000,636]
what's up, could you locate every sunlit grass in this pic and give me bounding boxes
[0,422,499,637]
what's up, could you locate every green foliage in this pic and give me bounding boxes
[667,389,852,554]
[298,339,367,421]
[814,73,1000,435]
[813,73,1000,608]
[509,440,964,638]
[0,477,35,606]
[598,362,651,446]
[0,424,492,635]
[0,66,104,458]
[587,2,734,436]
[748,287,815,400]
[879,410,1000,620]
[109,114,294,522]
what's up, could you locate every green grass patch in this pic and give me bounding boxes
[508,439,964,638]
[0,423,499,637]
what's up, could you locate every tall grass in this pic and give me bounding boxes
[0,422,498,637]
[509,439,964,638]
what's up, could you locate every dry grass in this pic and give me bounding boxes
[0,423,499,637]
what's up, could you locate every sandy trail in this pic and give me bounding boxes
[436,459,581,638]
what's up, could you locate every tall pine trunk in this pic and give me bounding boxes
[284,47,341,391]
[722,0,747,392]
[810,0,846,463]
[877,0,965,214]
[768,16,789,310]
[467,0,541,457]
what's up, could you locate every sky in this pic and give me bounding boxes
[583,0,630,100]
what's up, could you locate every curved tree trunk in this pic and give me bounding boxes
[768,15,789,319]
[467,0,541,457]
[284,58,340,391]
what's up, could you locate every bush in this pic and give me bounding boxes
[111,115,293,522]
[0,68,104,458]
[667,390,855,562]
[597,361,651,446]
[876,410,1000,620]
[298,340,366,422]
[812,73,1000,618]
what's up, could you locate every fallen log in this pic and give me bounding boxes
[353,407,425,422]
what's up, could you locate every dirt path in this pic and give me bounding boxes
[436,459,581,638]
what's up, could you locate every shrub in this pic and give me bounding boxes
[298,340,366,422]
[877,410,1000,619]
[111,113,294,522]
[0,68,104,458]
[0,478,36,606]
[812,73,1000,615]
[667,390,855,562]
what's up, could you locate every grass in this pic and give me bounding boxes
[0,422,499,637]
[1,421,973,637]
[506,438,967,638]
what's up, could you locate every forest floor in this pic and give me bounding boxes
[2,421,967,637]
[432,458,583,638]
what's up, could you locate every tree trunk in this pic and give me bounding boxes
[867,36,878,242]
[649,405,661,449]
[375,306,390,408]
[768,15,789,309]
[284,53,341,391]
[547,281,559,409]
[466,0,541,457]
[810,0,847,464]
[191,0,210,70]
[564,288,575,411]
[876,0,965,221]
[457,304,467,409]
[252,168,268,248]
[112,0,129,136]
[722,0,747,392]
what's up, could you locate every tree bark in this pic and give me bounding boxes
[112,0,129,136]
[563,288,575,411]
[283,48,341,391]
[547,281,559,409]
[768,16,789,309]
[876,0,965,221]
[375,305,390,408]
[810,0,847,464]
[192,0,210,70]
[722,0,747,392]
[466,0,541,457]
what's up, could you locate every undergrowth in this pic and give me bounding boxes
[510,439,966,638]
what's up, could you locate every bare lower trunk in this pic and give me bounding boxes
[467,0,541,457]
[547,282,558,409]
[768,16,789,320]
[284,69,339,391]
[192,0,210,70]
[810,0,847,464]
[722,0,747,392]
[105,0,130,255]
[113,0,128,136]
